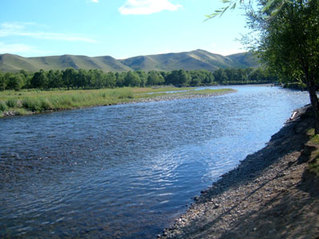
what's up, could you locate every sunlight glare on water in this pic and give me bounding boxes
[0,86,309,238]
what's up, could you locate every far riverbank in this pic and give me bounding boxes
[0,87,235,118]
[159,105,319,239]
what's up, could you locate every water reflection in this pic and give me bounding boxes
[0,86,309,238]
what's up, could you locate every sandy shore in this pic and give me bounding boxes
[159,105,319,239]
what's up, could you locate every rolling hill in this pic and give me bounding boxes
[0,54,131,72]
[0,49,259,73]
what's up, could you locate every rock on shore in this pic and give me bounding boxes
[159,105,319,239]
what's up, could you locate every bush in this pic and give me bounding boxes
[40,98,53,111]
[0,101,7,112]
[59,96,73,107]
[110,88,134,99]
[6,99,18,108]
[22,98,42,112]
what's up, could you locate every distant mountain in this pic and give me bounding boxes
[0,54,131,72]
[227,52,260,68]
[120,50,259,71]
[0,49,259,73]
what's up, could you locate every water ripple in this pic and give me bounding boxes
[0,86,309,238]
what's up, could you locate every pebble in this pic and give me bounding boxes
[159,106,319,239]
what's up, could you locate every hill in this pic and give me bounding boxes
[0,49,259,73]
[120,50,258,71]
[227,52,260,68]
[0,54,131,72]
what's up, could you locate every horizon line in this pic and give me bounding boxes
[0,49,248,59]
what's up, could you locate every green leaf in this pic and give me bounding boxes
[231,2,237,9]
[262,0,275,12]
[221,5,230,15]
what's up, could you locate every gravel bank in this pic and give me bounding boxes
[159,105,319,239]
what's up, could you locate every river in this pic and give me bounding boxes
[0,86,309,238]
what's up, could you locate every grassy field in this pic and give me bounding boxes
[0,87,234,117]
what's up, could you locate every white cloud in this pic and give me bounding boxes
[91,0,99,3]
[0,42,37,55]
[18,32,97,43]
[0,22,97,43]
[119,0,182,15]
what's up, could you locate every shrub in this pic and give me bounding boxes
[6,99,18,108]
[40,98,53,111]
[59,96,73,107]
[111,88,134,99]
[22,98,42,112]
[0,101,7,112]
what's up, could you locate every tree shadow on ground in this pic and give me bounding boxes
[163,106,319,239]
[218,184,319,239]
[217,147,319,239]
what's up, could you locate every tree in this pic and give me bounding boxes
[248,68,263,83]
[124,71,141,87]
[0,72,6,90]
[105,72,116,88]
[115,72,125,87]
[7,74,25,90]
[213,68,228,84]
[62,68,76,90]
[89,69,104,88]
[76,69,87,88]
[147,71,165,86]
[47,70,63,89]
[166,69,191,87]
[136,70,147,87]
[211,0,319,132]
[200,70,215,85]
[207,0,290,19]
[248,0,319,132]
[31,70,48,89]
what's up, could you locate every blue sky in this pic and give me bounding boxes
[0,0,249,59]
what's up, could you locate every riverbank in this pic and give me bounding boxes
[159,105,319,239]
[0,87,234,117]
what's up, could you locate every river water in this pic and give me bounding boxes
[0,86,309,238]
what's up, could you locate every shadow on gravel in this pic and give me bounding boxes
[162,106,319,239]
[219,184,319,239]
[218,156,319,239]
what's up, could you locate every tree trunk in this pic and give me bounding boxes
[307,81,319,134]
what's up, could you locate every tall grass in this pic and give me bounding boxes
[0,88,135,115]
[0,101,7,112]
[0,87,233,116]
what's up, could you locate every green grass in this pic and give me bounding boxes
[133,88,235,100]
[309,157,319,177]
[187,88,235,95]
[307,128,319,144]
[0,87,234,117]
[307,128,319,177]
[311,134,319,145]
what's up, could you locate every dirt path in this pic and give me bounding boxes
[159,106,319,239]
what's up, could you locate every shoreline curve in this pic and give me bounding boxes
[159,105,319,239]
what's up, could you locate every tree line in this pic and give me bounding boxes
[0,67,277,91]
